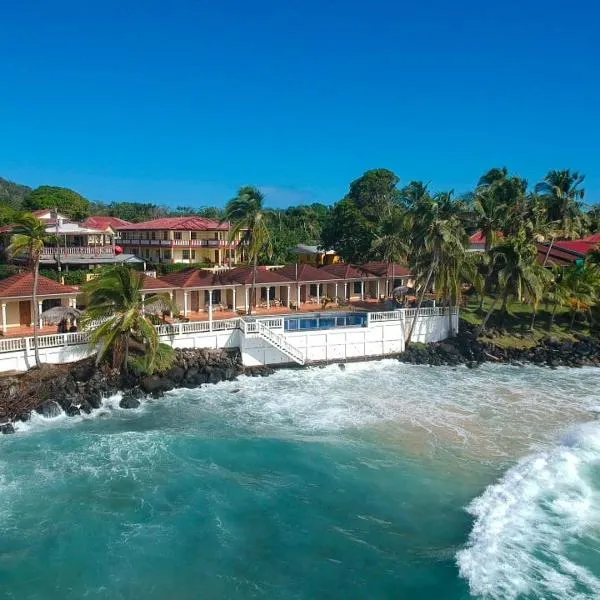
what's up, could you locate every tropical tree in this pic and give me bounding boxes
[535,170,586,240]
[473,168,511,251]
[81,266,176,374]
[24,185,91,221]
[479,236,549,332]
[223,186,273,315]
[7,214,56,368]
[406,191,467,341]
[370,209,410,296]
[462,252,491,311]
[557,264,600,330]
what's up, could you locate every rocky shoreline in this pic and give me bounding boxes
[399,322,600,369]
[0,348,273,434]
[2,323,599,435]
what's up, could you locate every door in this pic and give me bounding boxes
[19,301,31,326]
[191,291,200,312]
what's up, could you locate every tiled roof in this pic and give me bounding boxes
[320,263,375,279]
[140,274,175,291]
[584,233,600,243]
[220,266,293,286]
[117,217,231,231]
[0,272,78,299]
[469,231,504,244]
[82,216,132,231]
[359,261,411,278]
[536,243,584,267]
[553,241,597,255]
[276,264,338,282]
[160,269,216,288]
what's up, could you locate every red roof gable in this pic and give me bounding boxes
[584,233,600,244]
[117,217,231,231]
[276,264,338,282]
[160,269,216,288]
[553,241,597,255]
[220,266,293,285]
[360,261,411,278]
[139,274,175,291]
[0,272,78,299]
[320,263,375,279]
[83,216,132,231]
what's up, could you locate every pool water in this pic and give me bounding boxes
[283,312,367,331]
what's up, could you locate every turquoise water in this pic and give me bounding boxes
[1,361,599,599]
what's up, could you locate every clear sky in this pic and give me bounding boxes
[1,0,599,208]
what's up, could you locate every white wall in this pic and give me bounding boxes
[0,343,93,373]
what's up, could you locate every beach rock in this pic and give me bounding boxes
[166,366,185,383]
[65,405,81,417]
[119,395,141,409]
[36,400,62,418]
[0,423,15,434]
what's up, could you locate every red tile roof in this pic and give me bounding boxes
[82,216,132,231]
[160,269,216,288]
[359,261,411,278]
[275,264,338,282]
[469,231,504,244]
[320,263,375,279]
[220,266,293,286]
[553,241,597,255]
[139,274,175,291]
[0,272,78,299]
[536,243,585,267]
[584,233,600,243]
[117,217,231,231]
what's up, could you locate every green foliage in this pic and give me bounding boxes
[128,342,175,375]
[0,176,31,210]
[0,204,20,227]
[89,201,169,223]
[24,186,91,220]
[82,266,176,373]
[39,268,88,285]
[0,264,20,279]
[155,262,213,275]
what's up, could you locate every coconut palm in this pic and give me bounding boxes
[223,186,273,315]
[462,252,491,311]
[407,191,467,341]
[535,170,586,240]
[370,209,410,297]
[7,214,57,368]
[479,236,549,332]
[81,266,176,374]
[558,264,600,330]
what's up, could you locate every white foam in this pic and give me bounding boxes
[457,421,600,600]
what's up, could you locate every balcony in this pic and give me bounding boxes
[119,239,238,248]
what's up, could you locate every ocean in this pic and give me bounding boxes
[0,361,599,599]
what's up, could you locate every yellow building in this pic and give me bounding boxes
[289,244,339,267]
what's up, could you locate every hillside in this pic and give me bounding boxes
[0,176,31,209]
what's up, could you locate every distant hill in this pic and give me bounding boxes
[0,177,32,209]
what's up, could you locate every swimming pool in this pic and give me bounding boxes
[283,312,368,331]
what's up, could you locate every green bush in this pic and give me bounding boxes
[39,269,88,285]
[0,264,20,280]
[155,262,215,275]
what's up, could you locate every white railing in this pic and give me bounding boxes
[120,239,238,248]
[0,337,27,353]
[367,310,404,323]
[255,318,284,330]
[156,318,241,337]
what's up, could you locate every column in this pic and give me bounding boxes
[376,280,380,299]
[38,300,43,327]
[232,287,236,311]
[141,294,146,314]
[344,282,348,301]
[245,287,249,313]
[334,283,338,302]
[169,291,174,317]
[1,303,6,334]
[316,283,320,305]
[70,298,76,308]
[183,292,189,316]
[287,285,291,308]
[296,284,301,309]
[360,281,365,300]
[266,287,270,309]
[208,289,213,328]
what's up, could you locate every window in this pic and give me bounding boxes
[191,250,196,261]
[353,281,362,294]
[162,250,171,260]
[174,231,182,240]
[182,249,190,260]
[190,231,197,240]
[163,231,168,240]
[151,231,156,240]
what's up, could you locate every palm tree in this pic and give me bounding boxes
[370,209,410,297]
[479,236,549,332]
[474,168,511,251]
[7,214,56,368]
[406,191,467,341]
[462,252,491,312]
[558,264,600,330]
[223,186,273,315]
[535,170,586,240]
[81,266,175,374]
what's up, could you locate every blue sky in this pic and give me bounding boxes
[1,0,598,208]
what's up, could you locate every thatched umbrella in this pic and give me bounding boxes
[41,306,83,325]
[143,297,173,316]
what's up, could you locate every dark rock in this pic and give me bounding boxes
[119,395,141,409]
[36,400,62,418]
[141,376,163,394]
[65,405,81,417]
[71,361,96,382]
[338,363,346,370]
[166,366,185,383]
[0,423,15,434]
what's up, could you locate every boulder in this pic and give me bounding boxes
[0,423,15,434]
[166,366,185,383]
[119,395,141,409]
[36,400,62,418]
[65,405,81,417]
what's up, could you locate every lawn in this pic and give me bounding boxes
[460,295,593,349]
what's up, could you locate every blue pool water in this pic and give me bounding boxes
[284,312,367,331]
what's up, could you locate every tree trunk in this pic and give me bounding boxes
[530,307,537,331]
[406,264,434,344]
[477,296,500,336]
[542,238,555,267]
[548,303,558,332]
[248,255,258,316]
[123,335,130,374]
[569,310,576,331]
[32,258,41,368]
